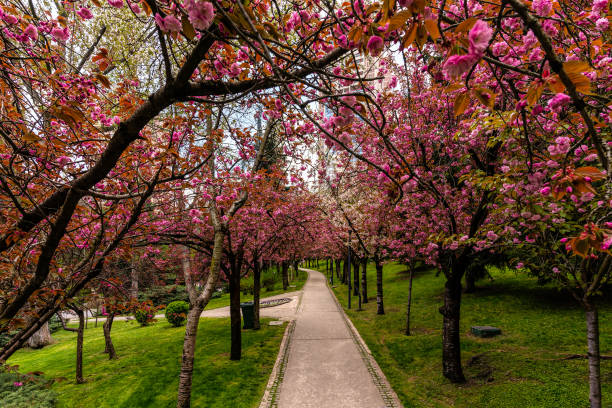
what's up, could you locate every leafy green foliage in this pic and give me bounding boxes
[0,367,56,408]
[165,301,189,327]
[133,301,159,327]
[139,285,189,307]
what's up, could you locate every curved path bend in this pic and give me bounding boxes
[261,269,402,408]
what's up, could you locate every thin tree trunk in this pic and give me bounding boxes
[229,263,241,360]
[294,260,299,279]
[361,257,368,303]
[335,259,341,280]
[103,312,117,359]
[353,257,359,296]
[253,259,261,330]
[130,261,138,301]
[281,261,289,291]
[439,271,465,383]
[75,309,85,384]
[406,263,414,335]
[375,257,384,315]
[177,226,225,408]
[176,305,204,407]
[464,271,476,293]
[586,305,601,408]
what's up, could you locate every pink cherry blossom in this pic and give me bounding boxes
[23,24,38,41]
[155,14,182,33]
[51,26,70,42]
[76,7,94,20]
[184,0,215,31]
[532,0,552,16]
[468,20,493,55]
[443,54,477,79]
[229,62,241,78]
[366,35,384,57]
[548,93,571,111]
[595,17,609,31]
[108,0,124,8]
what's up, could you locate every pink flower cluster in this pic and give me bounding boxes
[155,13,182,33]
[532,0,553,16]
[443,20,493,79]
[184,0,215,30]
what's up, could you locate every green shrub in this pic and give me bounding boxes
[133,301,158,326]
[48,316,62,334]
[165,301,190,327]
[0,331,18,349]
[262,276,276,292]
[240,280,254,295]
[0,367,56,408]
[138,285,189,307]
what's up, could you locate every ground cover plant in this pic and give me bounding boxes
[7,318,285,408]
[316,263,611,407]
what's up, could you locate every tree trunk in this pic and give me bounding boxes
[176,224,226,408]
[375,257,384,315]
[26,321,52,349]
[176,305,204,408]
[75,309,85,384]
[0,307,60,362]
[464,271,476,293]
[353,257,360,297]
[294,261,299,279]
[103,312,117,359]
[585,305,601,408]
[361,257,368,303]
[405,263,414,335]
[130,262,139,301]
[253,260,261,330]
[229,264,242,361]
[342,256,348,284]
[335,259,341,280]
[281,261,289,291]
[439,271,465,383]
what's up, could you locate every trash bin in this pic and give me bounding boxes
[240,301,254,329]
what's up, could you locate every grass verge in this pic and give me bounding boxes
[316,262,611,408]
[8,318,285,408]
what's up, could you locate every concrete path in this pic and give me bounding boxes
[200,291,301,320]
[265,269,401,408]
[69,291,302,323]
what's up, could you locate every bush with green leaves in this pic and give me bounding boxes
[48,316,62,334]
[139,284,189,307]
[0,367,56,408]
[133,301,158,326]
[165,301,189,327]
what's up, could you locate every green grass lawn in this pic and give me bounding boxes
[316,262,611,408]
[8,318,285,408]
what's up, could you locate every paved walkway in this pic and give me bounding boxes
[265,269,401,408]
[69,291,302,323]
[200,291,301,320]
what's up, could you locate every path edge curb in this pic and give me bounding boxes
[258,319,296,408]
[258,270,309,408]
[302,267,404,408]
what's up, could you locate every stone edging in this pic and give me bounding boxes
[258,270,310,408]
[258,319,296,408]
[311,268,404,408]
